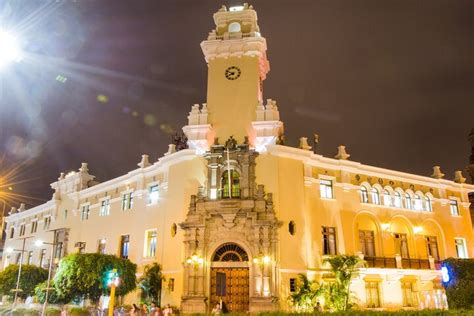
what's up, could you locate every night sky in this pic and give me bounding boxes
[0,0,473,207]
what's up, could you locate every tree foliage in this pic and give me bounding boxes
[322,255,365,312]
[0,264,48,299]
[288,273,322,312]
[442,258,474,309]
[53,253,137,303]
[138,263,164,305]
[34,280,72,304]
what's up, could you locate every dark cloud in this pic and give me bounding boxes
[0,0,472,206]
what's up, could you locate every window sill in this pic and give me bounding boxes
[320,197,336,201]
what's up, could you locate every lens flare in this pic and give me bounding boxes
[0,30,22,68]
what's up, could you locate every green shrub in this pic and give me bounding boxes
[69,306,90,315]
[442,258,474,309]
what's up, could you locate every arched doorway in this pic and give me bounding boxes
[210,243,249,312]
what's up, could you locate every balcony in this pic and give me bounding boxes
[364,255,437,270]
[365,256,397,268]
[401,258,431,269]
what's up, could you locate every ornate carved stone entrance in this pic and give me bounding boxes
[180,139,281,313]
[210,243,250,312]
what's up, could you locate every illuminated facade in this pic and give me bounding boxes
[2,4,474,312]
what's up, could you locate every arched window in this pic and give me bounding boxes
[228,22,241,33]
[383,190,391,206]
[394,191,402,208]
[414,194,423,210]
[360,186,369,203]
[405,193,412,209]
[221,170,240,198]
[371,188,380,205]
[289,221,296,235]
[213,243,248,262]
[425,196,432,212]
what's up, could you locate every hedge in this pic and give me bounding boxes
[442,258,474,309]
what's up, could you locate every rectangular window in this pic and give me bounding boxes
[99,199,110,216]
[365,281,381,308]
[401,281,417,307]
[80,205,90,221]
[39,249,47,267]
[145,229,157,257]
[55,242,63,260]
[455,238,467,258]
[122,192,133,210]
[9,227,14,239]
[320,179,333,199]
[27,251,33,264]
[120,235,130,259]
[322,226,337,255]
[148,185,159,205]
[168,278,175,292]
[449,199,459,216]
[394,233,410,259]
[425,236,440,260]
[31,221,38,234]
[19,224,26,236]
[44,217,51,230]
[289,278,297,292]
[63,209,68,219]
[97,239,107,254]
[15,253,21,264]
[359,230,375,257]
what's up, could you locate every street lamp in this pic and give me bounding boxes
[35,239,56,316]
[7,236,33,312]
[0,30,22,69]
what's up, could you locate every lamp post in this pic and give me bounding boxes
[35,228,61,316]
[186,252,203,295]
[8,235,33,312]
[253,253,270,296]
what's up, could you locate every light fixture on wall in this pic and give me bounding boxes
[253,252,271,266]
[381,223,390,232]
[413,226,423,234]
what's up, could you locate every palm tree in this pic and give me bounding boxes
[322,255,365,311]
[138,263,164,306]
[288,273,323,312]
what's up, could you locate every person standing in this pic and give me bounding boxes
[130,304,140,316]
[163,304,173,316]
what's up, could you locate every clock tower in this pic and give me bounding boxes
[183,4,283,153]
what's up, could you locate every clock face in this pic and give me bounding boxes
[225,66,241,80]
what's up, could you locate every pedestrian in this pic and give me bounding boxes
[211,303,221,315]
[150,302,162,316]
[315,301,322,312]
[163,304,173,316]
[130,304,140,316]
[142,303,149,315]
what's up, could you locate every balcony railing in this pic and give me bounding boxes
[365,256,397,268]
[364,256,436,270]
[401,258,431,269]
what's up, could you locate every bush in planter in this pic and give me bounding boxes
[442,258,474,309]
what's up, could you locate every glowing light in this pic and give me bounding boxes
[35,240,44,247]
[441,266,450,282]
[5,247,13,253]
[97,94,109,103]
[263,256,271,264]
[381,223,390,231]
[55,75,68,83]
[229,6,244,11]
[413,226,423,234]
[0,30,22,68]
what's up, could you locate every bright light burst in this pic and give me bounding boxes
[0,30,21,68]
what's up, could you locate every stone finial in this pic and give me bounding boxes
[137,154,151,168]
[299,137,312,151]
[164,144,176,156]
[454,170,466,183]
[431,166,445,179]
[79,163,89,173]
[19,203,26,212]
[335,145,350,160]
[9,207,17,215]
[58,172,65,180]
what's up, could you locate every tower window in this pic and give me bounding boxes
[371,188,380,205]
[228,22,241,33]
[148,185,159,205]
[221,170,240,198]
[449,199,459,216]
[405,193,412,209]
[360,186,369,203]
[99,199,110,216]
[394,191,402,208]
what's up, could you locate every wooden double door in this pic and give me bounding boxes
[210,267,249,312]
